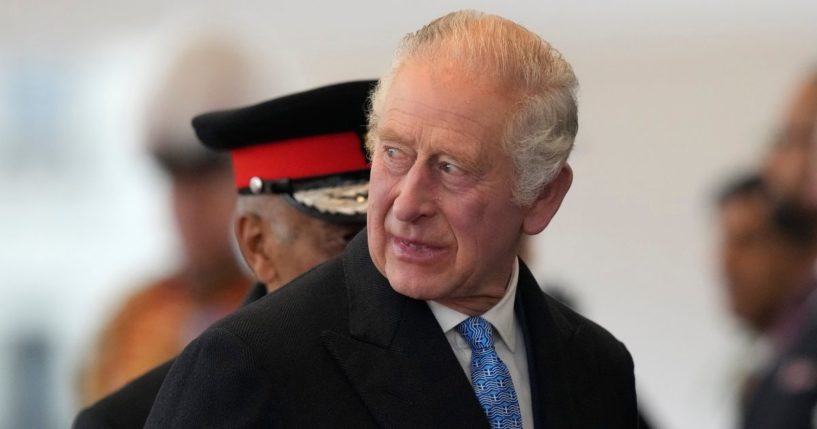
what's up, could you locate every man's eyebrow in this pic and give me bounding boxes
[372,127,410,144]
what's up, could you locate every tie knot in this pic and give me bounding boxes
[456,317,494,351]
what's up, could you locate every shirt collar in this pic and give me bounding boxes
[427,258,520,352]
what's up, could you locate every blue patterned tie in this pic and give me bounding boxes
[457,317,522,429]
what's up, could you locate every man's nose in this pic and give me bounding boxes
[392,163,437,223]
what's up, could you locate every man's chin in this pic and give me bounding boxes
[388,276,448,301]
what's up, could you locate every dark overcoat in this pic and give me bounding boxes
[145,231,638,428]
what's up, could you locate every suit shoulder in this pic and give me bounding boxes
[544,294,633,366]
[206,256,348,348]
[540,294,637,424]
[518,262,629,362]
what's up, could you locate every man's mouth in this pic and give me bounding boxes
[391,236,447,261]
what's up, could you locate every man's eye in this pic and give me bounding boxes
[440,162,461,174]
[384,147,401,158]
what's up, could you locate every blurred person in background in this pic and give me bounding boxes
[763,69,817,206]
[716,174,817,429]
[79,36,264,404]
[74,80,374,429]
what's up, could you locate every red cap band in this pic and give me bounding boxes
[231,131,369,189]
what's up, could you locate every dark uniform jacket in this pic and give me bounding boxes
[145,231,638,428]
[73,283,267,429]
[743,297,817,429]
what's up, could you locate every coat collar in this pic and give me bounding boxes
[325,231,584,429]
[340,230,407,348]
[515,261,581,429]
[323,230,489,428]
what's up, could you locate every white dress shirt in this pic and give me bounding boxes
[427,258,533,429]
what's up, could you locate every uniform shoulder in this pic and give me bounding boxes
[74,360,174,429]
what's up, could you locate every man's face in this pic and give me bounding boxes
[719,196,803,330]
[265,202,364,288]
[367,60,532,312]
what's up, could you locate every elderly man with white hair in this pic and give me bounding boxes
[147,11,638,428]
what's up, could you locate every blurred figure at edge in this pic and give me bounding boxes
[80,36,261,404]
[717,174,817,429]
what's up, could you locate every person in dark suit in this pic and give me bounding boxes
[716,174,817,429]
[73,79,376,429]
[146,10,638,428]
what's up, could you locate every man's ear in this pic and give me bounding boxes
[522,164,573,235]
[235,213,277,285]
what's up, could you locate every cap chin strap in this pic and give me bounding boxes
[237,170,370,196]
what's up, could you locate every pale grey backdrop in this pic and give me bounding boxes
[2,1,816,427]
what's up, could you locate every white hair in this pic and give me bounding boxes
[235,195,294,243]
[367,10,578,206]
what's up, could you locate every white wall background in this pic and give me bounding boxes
[2,1,816,427]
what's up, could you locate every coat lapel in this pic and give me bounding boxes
[516,261,581,429]
[321,232,490,429]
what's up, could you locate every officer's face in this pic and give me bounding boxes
[264,201,364,291]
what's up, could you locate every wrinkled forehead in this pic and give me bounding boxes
[383,59,515,125]
[376,61,514,158]
[378,98,503,145]
[404,46,524,97]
